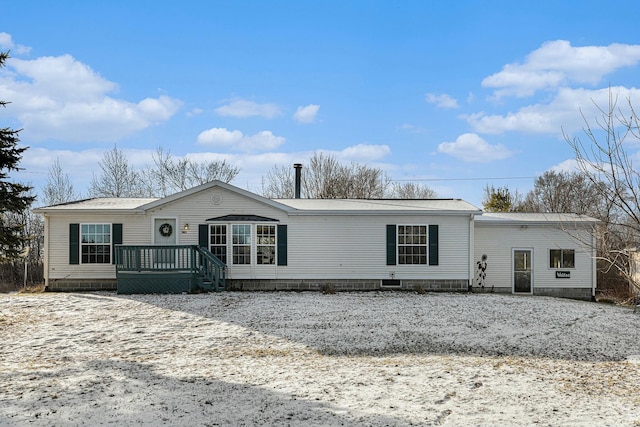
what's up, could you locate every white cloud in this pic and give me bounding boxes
[293,104,320,123]
[438,133,513,162]
[549,159,580,174]
[337,144,391,162]
[9,55,117,101]
[466,86,640,136]
[425,93,459,109]
[0,32,31,55]
[196,128,243,145]
[0,53,182,141]
[483,40,640,98]
[196,127,285,152]
[214,98,282,118]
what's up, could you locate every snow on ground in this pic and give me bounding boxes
[1,291,640,426]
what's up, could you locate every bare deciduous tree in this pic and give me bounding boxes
[261,152,390,199]
[389,182,437,199]
[566,91,640,296]
[41,158,80,206]
[89,146,149,197]
[89,145,146,198]
[1,189,44,289]
[142,147,240,197]
[186,157,239,186]
[261,164,295,199]
[520,170,610,218]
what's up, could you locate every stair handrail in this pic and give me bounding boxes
[194,245,226,291]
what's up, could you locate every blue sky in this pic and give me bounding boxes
[2,1,640,206]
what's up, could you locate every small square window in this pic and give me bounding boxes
[550,249,575,269]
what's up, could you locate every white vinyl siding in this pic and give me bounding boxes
[474,224,594,291]
[42,186,472,283]
[144,187,288,279]
[281,214,469,281]
[47,214,148,280]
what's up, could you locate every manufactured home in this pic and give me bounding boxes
[33,180,598,300]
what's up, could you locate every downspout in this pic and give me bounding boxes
[43,214,50,290]
[592,227,597,298]
[469,213,475,291]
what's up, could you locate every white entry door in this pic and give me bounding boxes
[154,218,177,266]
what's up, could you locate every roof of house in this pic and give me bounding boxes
[36,181,596,221]
[475,212,600,225]
[33,198,159,212]
[33,181,481,215]
[274,198,481,214]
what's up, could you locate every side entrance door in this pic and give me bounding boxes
[513,249,533,294]
[154,218,177,266]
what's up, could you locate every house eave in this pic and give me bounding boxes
[138,180,296,213]
[475,219,599,227]
[32,208,147,215]
[287,209,482,216]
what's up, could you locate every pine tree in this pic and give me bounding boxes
[0,51,35,262]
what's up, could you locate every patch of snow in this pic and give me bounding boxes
[1,292,640,425]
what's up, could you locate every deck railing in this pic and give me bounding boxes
[115,245,226,293]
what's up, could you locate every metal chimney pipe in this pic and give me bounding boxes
[293,163,302,199]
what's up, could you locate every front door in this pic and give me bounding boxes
[154,218,177,265]
[513,249,532,293]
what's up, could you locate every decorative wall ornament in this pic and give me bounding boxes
[471,254,492,292]
[159,223,173,237]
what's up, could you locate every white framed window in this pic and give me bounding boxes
[209,225,227,263]
[209,223,279,265]
[398,225,427,265]
[232,224,252,265]
[550,249,575,269]
[81,223,111,264]
[257,225,276,265]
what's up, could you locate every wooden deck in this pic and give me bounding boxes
[115,245,226,294]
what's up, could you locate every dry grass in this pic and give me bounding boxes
[0,282,45,293]
[19,283,45,293]
[319,283,336,294]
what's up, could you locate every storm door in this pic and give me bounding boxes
[513,249,533,294]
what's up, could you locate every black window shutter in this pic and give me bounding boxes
[277,224,287,266]
[428,224,439,266]
[112,223,123,264]
[199,224,208,248]
[69,223,79,265]
[386,224,396,265]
